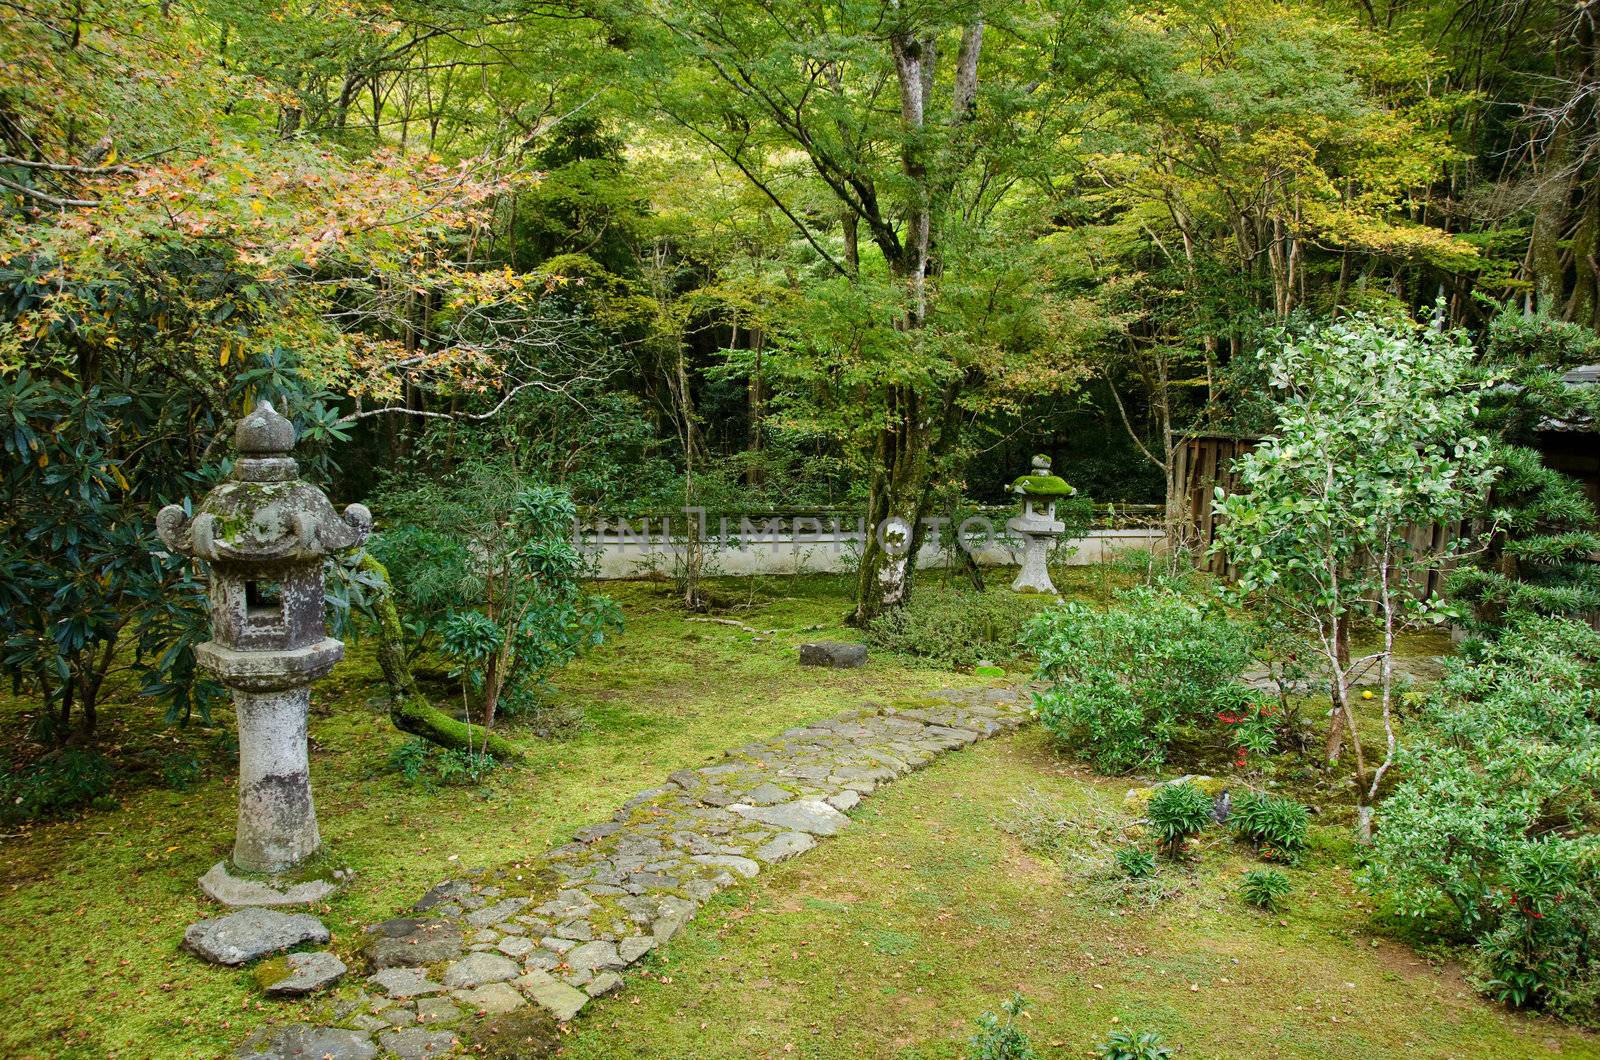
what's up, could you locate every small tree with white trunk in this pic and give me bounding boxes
[1213,311,1497,841]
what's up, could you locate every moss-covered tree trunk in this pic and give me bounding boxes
[356,553,520,760]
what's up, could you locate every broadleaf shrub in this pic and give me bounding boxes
[1095,1028,1173,1060]
[969,994,1038,1060]
[1146,780,1214,855]
[1024,588,1253,773]
[1363,614,1600,1024]
[1230,791,1310,864]
[0,749,114,823]
[1240,868,1292,912]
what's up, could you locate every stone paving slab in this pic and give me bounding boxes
[235,685,1033,1058]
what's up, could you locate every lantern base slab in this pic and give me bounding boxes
[199,861,341,908]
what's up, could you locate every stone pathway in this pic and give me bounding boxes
[235,684,1032,1058]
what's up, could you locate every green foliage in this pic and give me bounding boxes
[376,461,622,727]
[1447,444,1600,632]
[969,994,1038,1060]
[388,738,500,788]
[1230,791,1310,864]
[1115,847,1158,880]
[1146,781,1215,855]
[1025,588,1253,773]
[1363,615,1600,1024]
[1239,869,1292,912]
[866,587,1047,669]
[1094,1027,1174,1060]
[0,749,114,823]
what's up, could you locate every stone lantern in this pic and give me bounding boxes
[1007,454,1074,594]
[157,401,370,894]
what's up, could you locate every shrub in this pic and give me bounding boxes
[1240,869,1292,912]
[1095,1028,1173,1060]
[867,587,1048,669]
[1146,781,1214,855]
[1230,791,1310,864]
[1024,587,1253,773]
[1115,847,1158,880]
[1362,614,1600,1023]
[388,738,500,787]
[0,749,114,823]
[970,994,1038,1060]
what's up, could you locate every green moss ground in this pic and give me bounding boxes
[0,575,979,1058]
[1,570,1592,1058]
[557,732,1600,1059]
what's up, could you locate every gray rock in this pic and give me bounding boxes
[452,982,525,1015]
[730,799,849,837]
[414,880,471,912]
[414,998,463,1026]
[367,968,446,999]
[752,832,816,864]
[522,949,560,972]
[514,970,589,1022]
[653,897,696,944]
[618,936,656,963]
[799,641,867,668]
[586,972,624,997]
[350,1015,387,1033]
[261,950,347,997]
[376,1027,459,1059]
[200,861,338,908]
[441,951,519,989]
[689,853,760,878]
[465,898,527,927]
[554,919,593,942]
[497,936,535,959]
[364,920,463,969]
[826,790,861,812]
[236,1024,377,1059]
[564,940,623,973]
[185,907,330,966]
[742,783,791,806]
[541,935,577,954]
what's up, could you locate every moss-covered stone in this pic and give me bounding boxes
[1009,473,1075,498]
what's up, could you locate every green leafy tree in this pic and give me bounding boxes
[376,461,621,735]
[1212,311,1497,840]
[612,0,1098,623]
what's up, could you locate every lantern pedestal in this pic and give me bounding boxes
[1007,512,1065,594]
[198,860,340,909]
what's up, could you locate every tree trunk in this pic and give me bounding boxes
[850,385,933,625]
[357,554,520,759]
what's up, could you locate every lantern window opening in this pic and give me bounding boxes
[245,579,286,628]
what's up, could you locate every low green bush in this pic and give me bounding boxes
[1230,791,1310,864]
[1146,780,1214,855]
[0,748,114,823]
[969,994,1038,1060]
[1363,615,1600,1024]
[1024,587,1253,773]
[867,587,1047,669]
[1240,868,1292,912]
[389,737,501,787]
[1115,847,1157,880]
[1095,1028,1173,1060]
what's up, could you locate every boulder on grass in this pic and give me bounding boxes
[798,642,867,668]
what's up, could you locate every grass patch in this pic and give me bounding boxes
[0,574,980,1059]
[557,732,1600,1059]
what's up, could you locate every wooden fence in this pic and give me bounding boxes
[1175,434,1458,597]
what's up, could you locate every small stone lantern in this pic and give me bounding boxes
[157,401,370,890]
[1007,454,1074,594]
